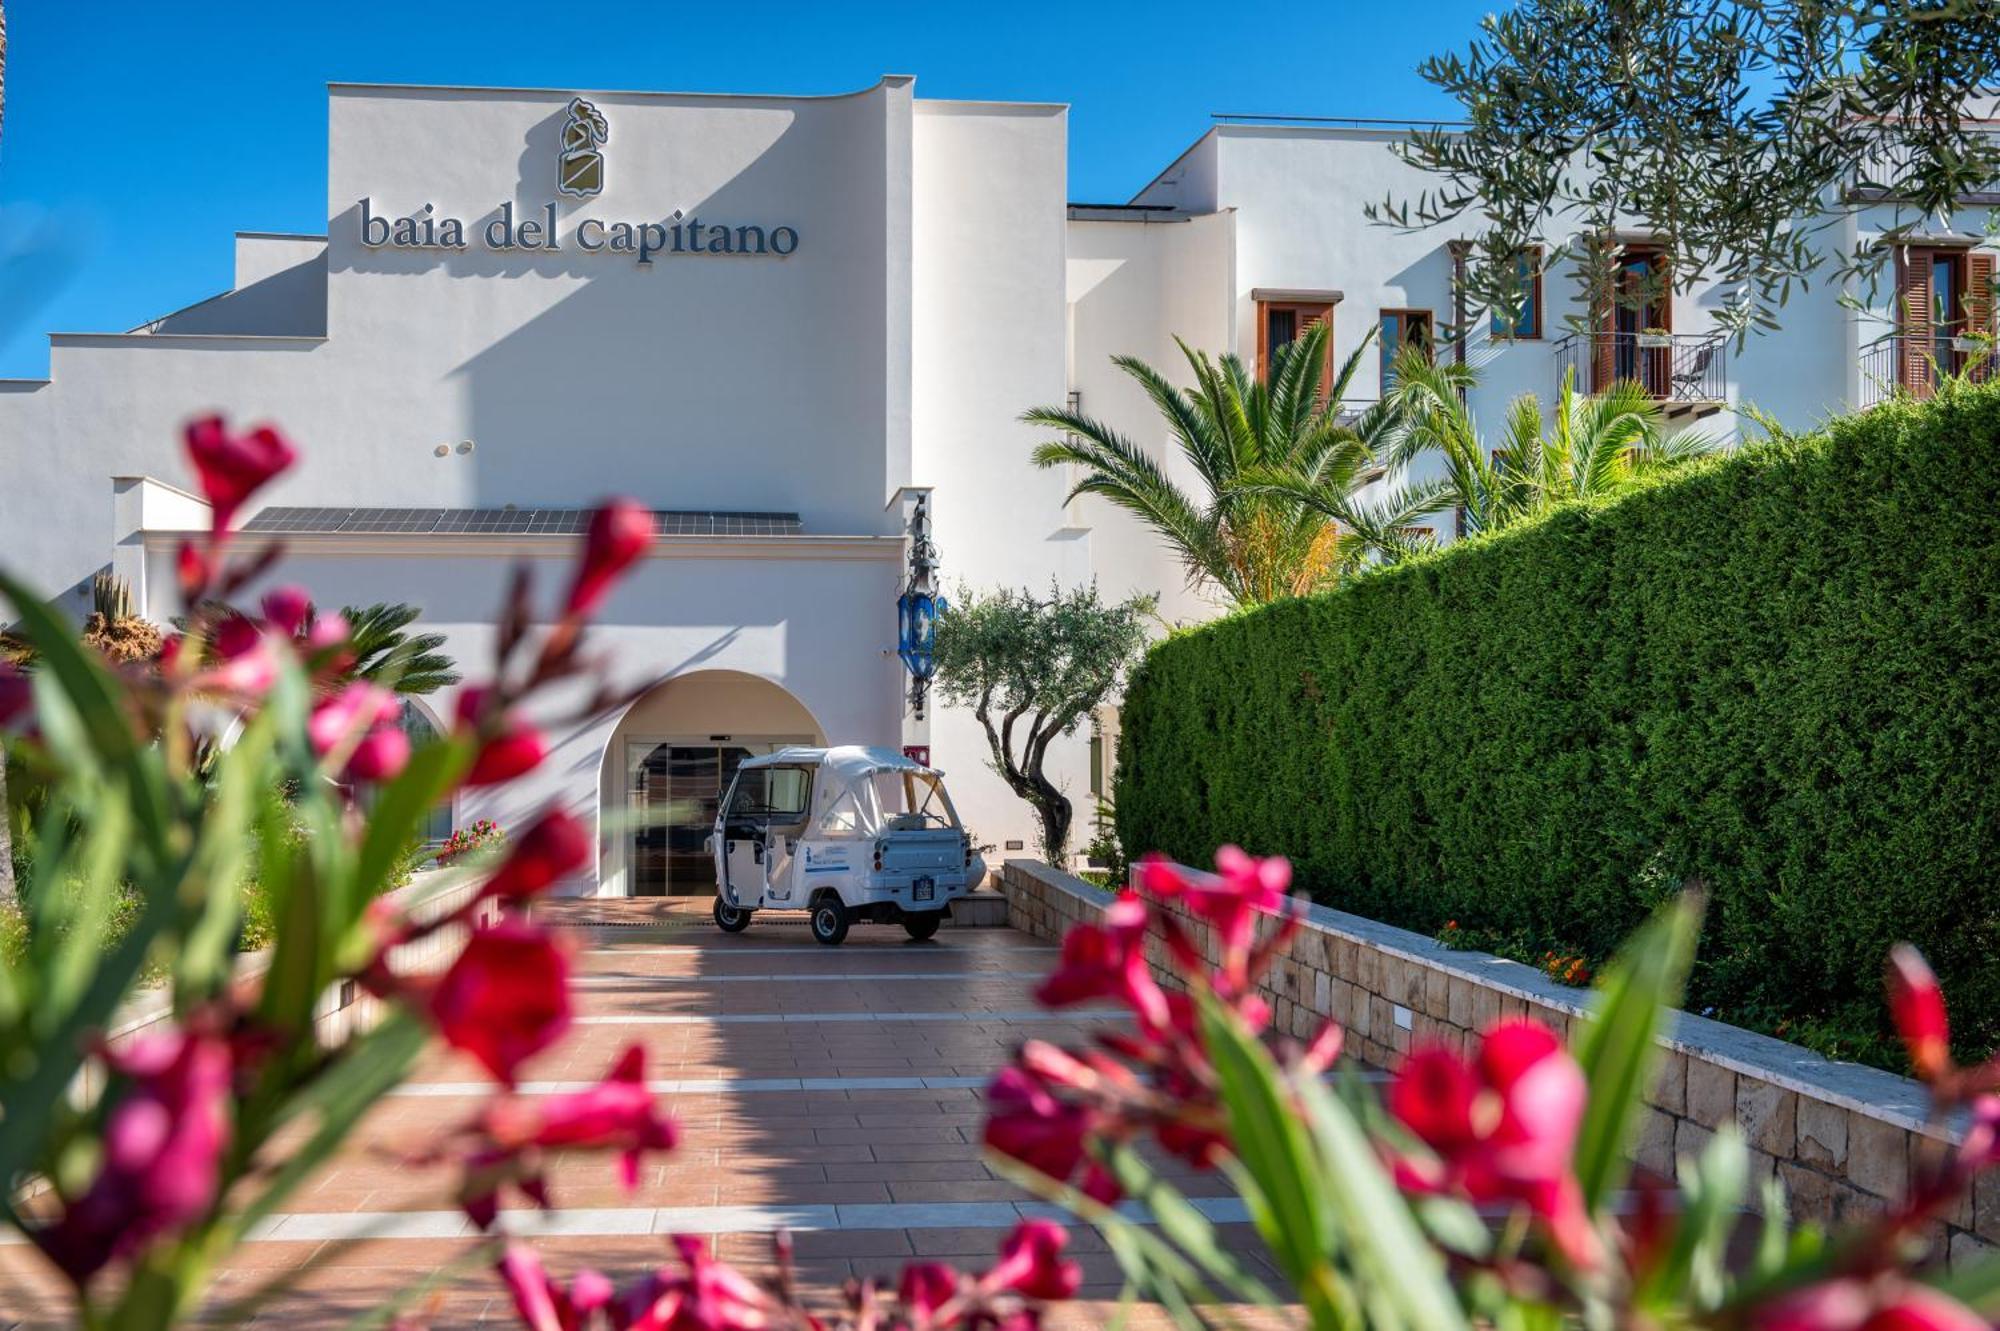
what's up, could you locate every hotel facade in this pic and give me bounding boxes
[0,77,1990,894]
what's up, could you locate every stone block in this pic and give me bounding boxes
[1846,1114,1910,1201]
[1470,983,1501,1031]
[1648,1052,1688,1116]
[1686,1060,1737,1128]
[1676,1118,1715,1166]
[1797,1098,1848,1171]
[1951,1230,1997,1271]
[1354,946,1381,996]
[1330,937,1358,982]
[1347,985,1373,1040]
[1397,962,1428,1011]
[1313,969,1332,1017]
[1497,995,1526,1023]
[1975,1169,2000,1244]
[1779,1161,1838,1227]
[1446,976,1477,1030]
[1424,965,1451,1017]
[1735,1079,1797,1157]
[1634,1105,1677,1176]
[1370,996,1397,1046]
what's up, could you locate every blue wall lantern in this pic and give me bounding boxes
[899,492,943,720]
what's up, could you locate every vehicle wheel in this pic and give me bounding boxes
[901,911,942,941]
[713,898,752,933]
[811,898,850,945]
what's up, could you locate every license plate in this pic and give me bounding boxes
[913,878,935,901]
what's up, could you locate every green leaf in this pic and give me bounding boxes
[230,1010,431,1240]
[1643,1124,1747,1313]
[1196,991,1334,1288]
[1103,1143,1279,1305]
[342,736,470,963]
[1294,1073,1471,1331]
[1572,892,1702,1211]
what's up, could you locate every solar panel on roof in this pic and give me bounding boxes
[240,506,805,537]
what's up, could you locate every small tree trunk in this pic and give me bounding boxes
[1032,785,1073,871]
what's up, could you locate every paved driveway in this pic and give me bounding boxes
[0,905,1278,1328]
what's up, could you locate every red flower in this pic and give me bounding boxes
[497,1244,612,1331]
[0,661,29,730]
[505,1045,676,1187]
[191,625,280,699]
[455,686,550,787]
[483,809,591,901]
[1389,1018,1597,1267]
[184,414,296,537]
[31,1026,234,1283]
[175,540,208,602]
[1138,848,1294,993]
[309,682,408,783]
[1034,892,1167,1034]
[982,1219,1082,1301]
[900,1262,962,1321]
[260,585,313,636]
[564,499,654,619]
[623,1235,775,1331]
[1751,1277,1988,1331]
[430,920,573,1085]
[983,1066,1119,1204]
[1886,945,1951,1082]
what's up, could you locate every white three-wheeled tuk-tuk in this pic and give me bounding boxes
[708,746,988,945]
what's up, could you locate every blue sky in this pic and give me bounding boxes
[0,0,1481,379]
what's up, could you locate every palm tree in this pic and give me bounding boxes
[1382,349,1721,538]
[339,603,461,695]
[1024,323,1400,606]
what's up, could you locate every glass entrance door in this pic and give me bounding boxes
[628,743,753,896]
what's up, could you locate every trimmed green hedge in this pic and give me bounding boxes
[1117,383,2000,1065]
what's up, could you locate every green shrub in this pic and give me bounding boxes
[1117,381,2000,1070]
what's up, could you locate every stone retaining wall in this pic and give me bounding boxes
[999,859,1998,1269]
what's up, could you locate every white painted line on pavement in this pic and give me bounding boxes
[574,1009,1125,1026]
[571,971,1049,986]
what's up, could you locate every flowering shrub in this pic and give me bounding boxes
[0,417,1079,1331]
[1541,949,1593,986]
[983,851,2000,1329]
[437,817,508,865]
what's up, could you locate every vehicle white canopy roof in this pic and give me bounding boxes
[742,745,942,781]
[735,746,960,838]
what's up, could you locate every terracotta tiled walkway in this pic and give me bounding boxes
[0,904,1284,1329]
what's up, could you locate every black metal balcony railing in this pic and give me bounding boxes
[1551,331,1728,413]
[1858,335,1998,410]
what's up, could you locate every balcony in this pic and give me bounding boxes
[1858,335,1997,410]
[1551,331,1728,419]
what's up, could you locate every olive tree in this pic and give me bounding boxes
[1376,0,2000,339]
[933,583,1152,868]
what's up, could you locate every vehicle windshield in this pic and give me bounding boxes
[725,765,813,820]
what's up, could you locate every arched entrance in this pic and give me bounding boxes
[597,670,825,897]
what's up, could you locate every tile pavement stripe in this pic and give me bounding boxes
[0,1193,1643,1245]
[597,947,1061,957]
[388,1075,992,1097]
[575,1009,1124,1026]
[572,972,1049,985]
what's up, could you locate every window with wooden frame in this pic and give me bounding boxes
[1897,246,1995,395]
[1490,248,1544,340]
[1592,246,1671,394]
[1379,309,1435,391]
[1255,299,1335,390]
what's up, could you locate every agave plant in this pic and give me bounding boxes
[1025,324,1401,607]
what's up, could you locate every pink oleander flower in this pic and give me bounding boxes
[31,1026,234,1284]
[481,808,591,901]
[429,920,573,1085]
[1139,848,1295,995]
[1034,891,1168,1034]
[1389,1018,1598,1268]
[498,1243,614,1331]
[1751,1277,1989,1331]
[901,1261,962,1322]
[981,1219,1082,1301]
[455,685,550,787]
[260,584,313,636]
[983,1066,1119,1204]
[184,414,297,538]
[191,624,280,699]
[309,681,409,783]
[624,1234,777,1331]
[0,661,29,730]
[1886,944,1951,1083]
[565,499,654,619]
[175,539,208,603]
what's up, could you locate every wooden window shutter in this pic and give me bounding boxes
[1901,248,1934,394]
[1969,252,1996,338]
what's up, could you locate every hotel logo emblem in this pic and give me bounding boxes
[558,98,609,197]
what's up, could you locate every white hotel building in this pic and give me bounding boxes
[0,78,1989,894]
